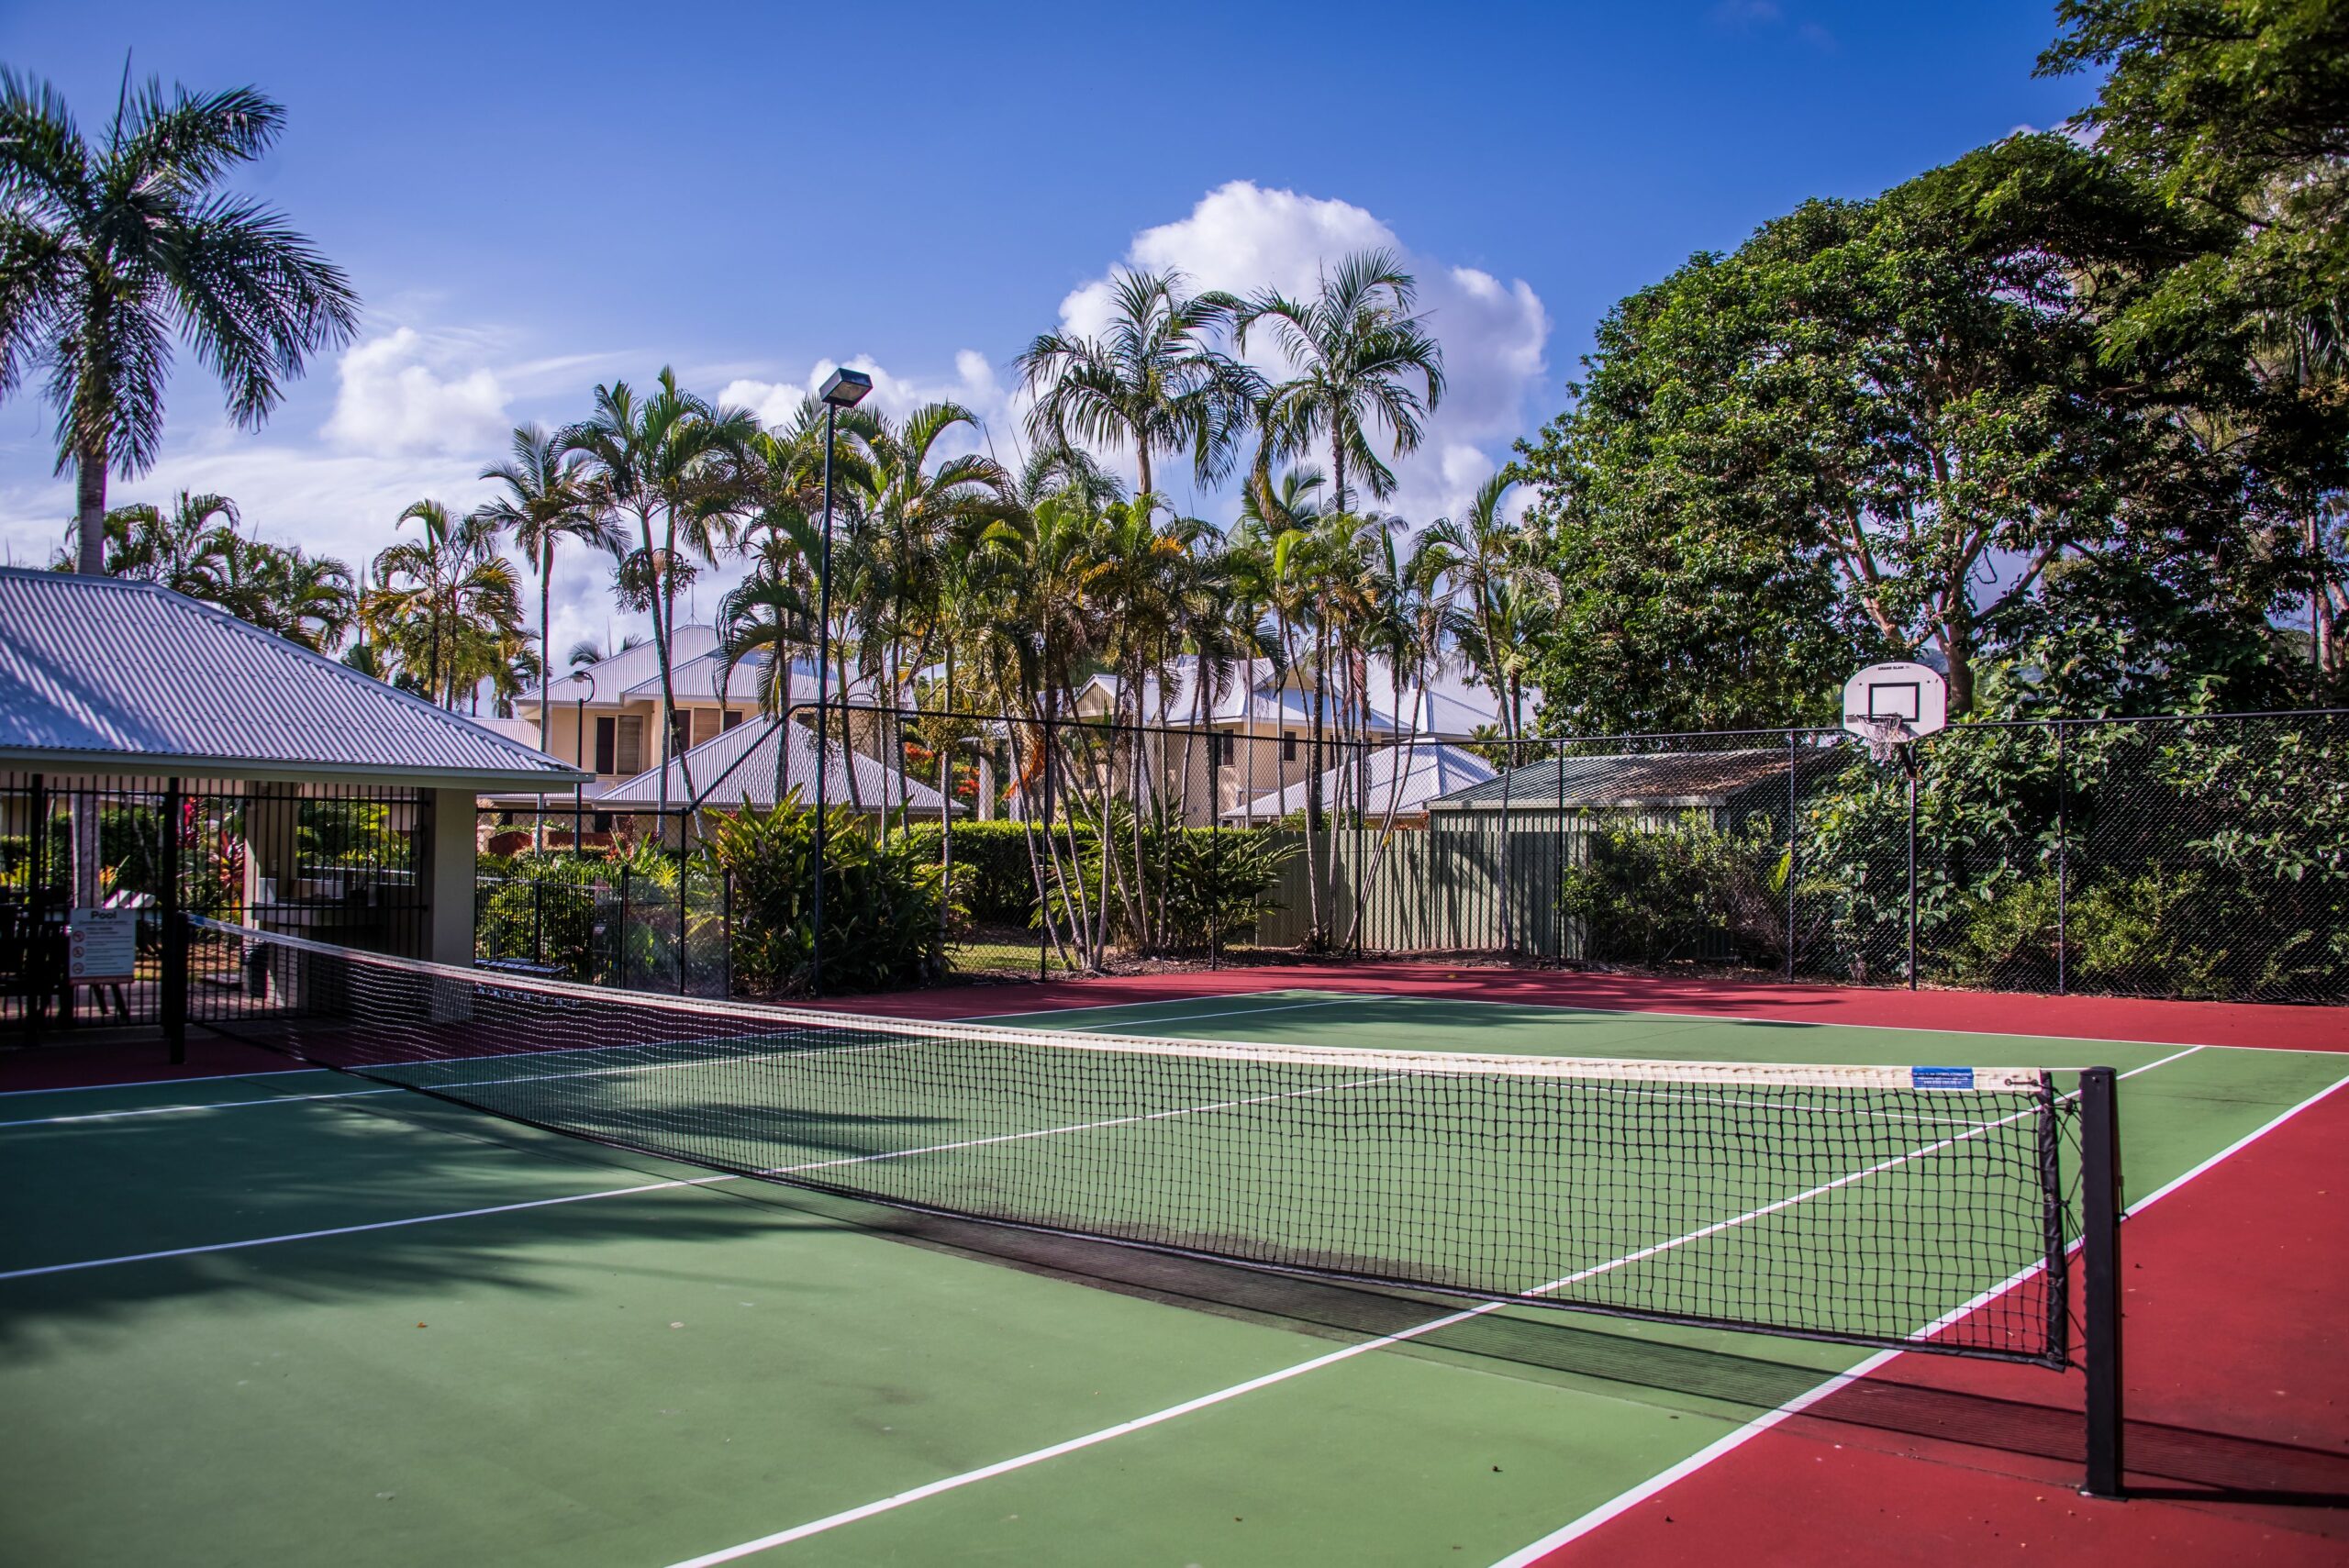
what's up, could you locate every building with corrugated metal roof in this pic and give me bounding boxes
[1,570,589,1035]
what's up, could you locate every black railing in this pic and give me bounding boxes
[4,772,434,1046]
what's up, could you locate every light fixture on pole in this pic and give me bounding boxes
[810,366,873,997]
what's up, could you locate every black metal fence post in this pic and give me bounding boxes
[2056,719,2069,996]
[161,776,185,1063]
[2080,1065,2126,1498]
[1039,716,1054,984]
[1906,752,1920,990]
[1786,728,1798,980]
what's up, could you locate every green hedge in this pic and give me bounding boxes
[900,820,1077,926]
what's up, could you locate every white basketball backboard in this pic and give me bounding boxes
[1842,661,1947,740]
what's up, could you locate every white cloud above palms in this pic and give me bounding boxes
[1054,181,1550,525]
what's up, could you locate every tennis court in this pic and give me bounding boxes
[3,968,2344,1566]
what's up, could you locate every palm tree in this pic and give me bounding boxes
[0,71,358,573]
[1343,525,1463,946]
[365,499,525,706]
[560,370,761,811]
[474,422,623,754]
[1018,268,1260,499]
[567,631,642,671]
[1239,250,1445,510]
[61,489,238,584]
[1423,473,1531,738]
[219,539,356,652]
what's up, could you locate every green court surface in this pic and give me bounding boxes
[2,989,2343,1567]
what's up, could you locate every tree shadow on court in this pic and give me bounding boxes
[0,1088,950,1351]
[877,1209,2349,1513]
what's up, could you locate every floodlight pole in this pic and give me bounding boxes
[810,367,873,998]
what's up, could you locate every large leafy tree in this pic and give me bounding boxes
[2041,0,2349,683]
[1019,268,1259,498]
[0,71,358,574]
[1520,134,2289,726]
[1240,250,1445,509]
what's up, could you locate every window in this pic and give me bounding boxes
[594,716,617,775]
[616,715,645,775]
[1282,731,1297,762]
[723,708,745,731]
[1217,732,1237,766]
[672,711,693,755]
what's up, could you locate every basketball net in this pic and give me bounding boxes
[1852,715,1912,766]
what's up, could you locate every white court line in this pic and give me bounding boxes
[655,1051,2212,1567]
[0,1067,315,1098]
[0,1086,406,1129]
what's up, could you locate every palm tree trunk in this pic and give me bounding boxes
[74,441,107,576]
[536,540,552,854]
[1307,617,1330,950]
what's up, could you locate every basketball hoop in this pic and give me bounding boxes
[1842,661,1947,769]
[1851,714,1912,766]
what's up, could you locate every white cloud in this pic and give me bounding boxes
[322,327,511,456]
[721,350,1009,435]
[1051,180,1551,524]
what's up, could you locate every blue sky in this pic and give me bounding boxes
[0,0,2094,657]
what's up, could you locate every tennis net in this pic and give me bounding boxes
[191,917,2074,1364]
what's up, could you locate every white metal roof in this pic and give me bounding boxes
[525,627,887,711]
[1223,741,1497,821]
[0,569,588,787]
[1081,657,1524,740]
[589,714,959,814]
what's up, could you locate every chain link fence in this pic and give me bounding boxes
[459,706,2344,1007]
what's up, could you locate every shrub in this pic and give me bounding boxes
[1935,873,2062,992]
[702,799,947,994]
[1064,817,1297,953]
[1559,811,1793,966]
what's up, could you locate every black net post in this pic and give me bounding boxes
[161,775,185,1063]
[2079,1064,2125,1498]
[676,835,688,996]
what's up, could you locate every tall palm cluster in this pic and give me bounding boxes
[57,489,358,651]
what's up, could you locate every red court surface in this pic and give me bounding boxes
[1520,1076,2349,1566]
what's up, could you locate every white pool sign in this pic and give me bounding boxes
[68,907,139,984]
